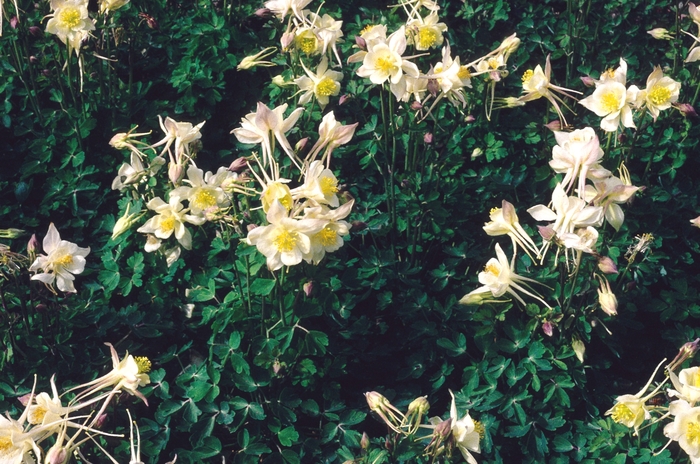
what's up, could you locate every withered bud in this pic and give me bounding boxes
[675,102,698,117]
[542,320,554,337]
[544,120,561,132]
[361,432,370,450]
[423,132,433,144]
[303,280,314,297]
[228,157,248,172]
[597,256,618,274]
[29,56,39,64]
[350,221,367,232]
[617,132,627,144]
[255,8,273,18]
[339,94,351,105]
[410,100,423,111]
[355,36,367,50]
[295,137,309,153]
[580,75,596,87]
[29,26,43,37]
[42,69,51,77]
[538,225,557,241]
[465,115,476,123]
[407,396,430,416]
[434,418,453,439]
[427,79,439,97]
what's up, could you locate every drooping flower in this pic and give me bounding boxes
[46,0,95,56]
[305,112,358,166]
[448,390,481,464]
[237,47,277,70]
[294,57,343,109]
[29,223,90,293]
[99,0,129,14]
[549,127,605,197]
[483,200,540,262]
[636,66,681,121]
[596,274,617,316]
[306,11,344,65]
[518,55,581,126]
[583,172,640,231]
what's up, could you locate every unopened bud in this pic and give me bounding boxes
[597,276,617,316]
[647,28,673,40]
[538,225,557,241]
[339,94,351,105]
[465,114,476,123]
[545,120,561,131]
[10,16,19,29]
[17,393,33,407]
[295,137,309,153]
[255,8,273,18]
[280,31,295,50]
[470,148,483,160]
[350,221,367,232]
[168,162,185,185]
[112,205,141,240]
[542,320,554,337]
[0,228,23,239]
[246,224,258,233]
[145,16,159,30]
[691,215,700,228]
[303,280,314,297]
[675,102,698,117]
[361,432,370,450]
[597,256,618,274]
[272,359,283,375]
[434,418,452,439]
[423,132,433,144]
[42,69,51,77]
[580,75,596,87]
[30,56,39,64]
[228,157,248,172]
[94,413,108,429]
[427,79,439,97]
[35,303,47,314]
[29,26,42,37]
[45,446,68,464]
[407,396,430,416]
[410,100,423,111]
[355,36,367,50]
[365,391,388,412]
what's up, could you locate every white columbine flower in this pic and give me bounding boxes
[170,165,232,217]
[636,66,681,121]
[46,0,95,56]
[136,196,205,250]
[664,400,700,462]
[29,223,90,293]
[548,127,605,197]
[579,58,639,132]
[449,390,481,464]
[406,11,448,51]
[294,57,343,109]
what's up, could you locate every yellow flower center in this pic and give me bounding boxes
[160,216,177,234]
[320,176,339,196]
[521,69,534,84]
[376,56,398,75]
[647,85,671,106]
[610,403,635,424]
[458,66,471,80]
[273,229,299,253]
[192,189,217,210]
[54,253,73,267]
[29,406,47,424]
[418,28,438,49]
[473,420,485,439]
[317,226,337,247]
[296,35,317,55]
[58,7,82,29]
[0,436,13,454]
[694,370,700,386]
[487,57,500,69]
[600,90,621,114]
[687,421,700,446]
[361,24,375,36]
[489,207,499,215]
[602,68,616,79]
[485,262,500,275]
[135,356,151,374]
[316,77,339,97]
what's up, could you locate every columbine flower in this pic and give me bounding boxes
[232,102,304,169]
[237,46,277,70]
[406,11,447,51]
[356,26,420,100]
[606,358,667,435]
[246,200,325,271]
[692,215,700,228]
[482,200,540,262]
[99,0,129,14]
[294,57,343,109]
[663,400,700,462]
[304,200,354,264]
[518,55,581,126]
[153,116,205,166]
[648,28,673,40]
[347,24,387,64]
[583,173,640,231]
[136,196,205,250]
[422,42,472,112]
[291,161,340,207]
[579,58,639,132]
[596,274,617,316]
[636,66,681,121]
[305,112,358,166]
[170,165,232,217]
[29,223,90,293]
[263,0,311,20]
[306,11,344,65]
[669,367,700,404]
[46,0,95,56]
[0,413,42,464]
[549,127,605,197]
[448,390,481,464]
[461,243,551,308]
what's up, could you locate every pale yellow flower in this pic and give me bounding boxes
[579,59,639,132]
[264,0,311,20]
[29,223,90,293]
[518,55,581,126]
[291,161,340,207]
[305,112,358,166]
[99,0,129,14]
[170,165,232,217]
[549,127,605,197]
[406,11,447,51]
[596,274,617,315]
[664,399,700,462]
[449,390,481,464]
[294,57,343,109]
[304,200,353,264]
[237,47,277,70]
[669,367,700,404]
[636,66,681,121]
[46,0,95,56]
[136,196,205,250]
[483,200,540,262]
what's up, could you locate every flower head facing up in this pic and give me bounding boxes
[46,0,95,55]
[29,223,90,293]
[637,67,681,121]
[664,400,700,462]
[294,57,343,109]
[136,196,205,251]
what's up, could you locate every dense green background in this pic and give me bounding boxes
[2,0,700,462]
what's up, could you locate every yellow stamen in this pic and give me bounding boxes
[647,85,671,106]
[417,28,438,49]
[473,420,485,439]
[273,229,299,253]
[361,24,375,36]
[489,207,500,215]
[135,356,151,374]
[602,68,616,79]
[600,91,621,114]
[192,189,217,210]
[29,406,47,425]
[54,253,73,267]
[376,56,398,75]
[457,66,471,80]
[58,7,82,29]
[160,216,176,234]
[297,36,317,55]
[0,437,13,454]
[316,77,339,97]
[317,226,337,247]
[521,69,534,84]
[320,176,338,196]
[688,422,700,445]
[487,57,499,69]
[485,263,500,275]
[610,403,635,424]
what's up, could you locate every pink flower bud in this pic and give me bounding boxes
[27,233,39,254]
[538,225,557,241]
[544,120,561,131]
[597,256,618,274]
[361,432,370,450]
[228,157,248,172]
[10,16,19,29]
[29,56,39,64]
[94,413,108,429]
[42,69,51,77]
[542,321,554,337]
[580,75,596,87]
[355,36,367,50]
[45,447,68,464]
[339,94,351,105]
[255,8,273,18]
[303,280,314,297]
[423,132,433,144]
[465,115,476,123]
[29,26,42,37]
[295,137,309,153]
[691,215,700,228]
[17,393,33,407]
[280,32,295,50]
[351,221,367,231]
[410,100,423,111]
[675,102,698,117]
[273,359,283,375]
[168,162,185,185]
[247,224,258,232]
[434,418,453,439]
[427,79,439,97]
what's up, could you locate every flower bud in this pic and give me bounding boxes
[675,102,698,117]
[464,114,475,123]
[355,36,367,50]
[423,132,433,144]
[360,432,370,450]
[273,359,283,375]
[27,233,39,257]
[303,280,314,297]
[647,28,673,40]
[45,446,68,464]
[246,224,258,233]
[112,205,141,240]
[597,255,618,274]
[580,75,596,87]
[0,228,23,239]
[691,215,700,228]
[545,120,561,131]
[350,221,367,232]
[427,79,439,97]
[255,8,273,18]
[29,26,43,37]
[10,16,19,29]
[280,31,295,50]
[30,56,39,64]
[42,69,51,77]
[295,137,309,154]
[17,393,33,407]
[168,162,185,185]
[365,391,388,412]
[94,413,108,428]
[410,100,423,111]
[542,320,554,337]
[470,148,483,160]
[597,275,617,316]
[228,157,248,172]
[339,94,351,105]
[407,396,430,416]
[434,418,452,439]
[537,225,557,241]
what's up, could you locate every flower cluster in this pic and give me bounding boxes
[0,343,151,463]
[363,390,483,464]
